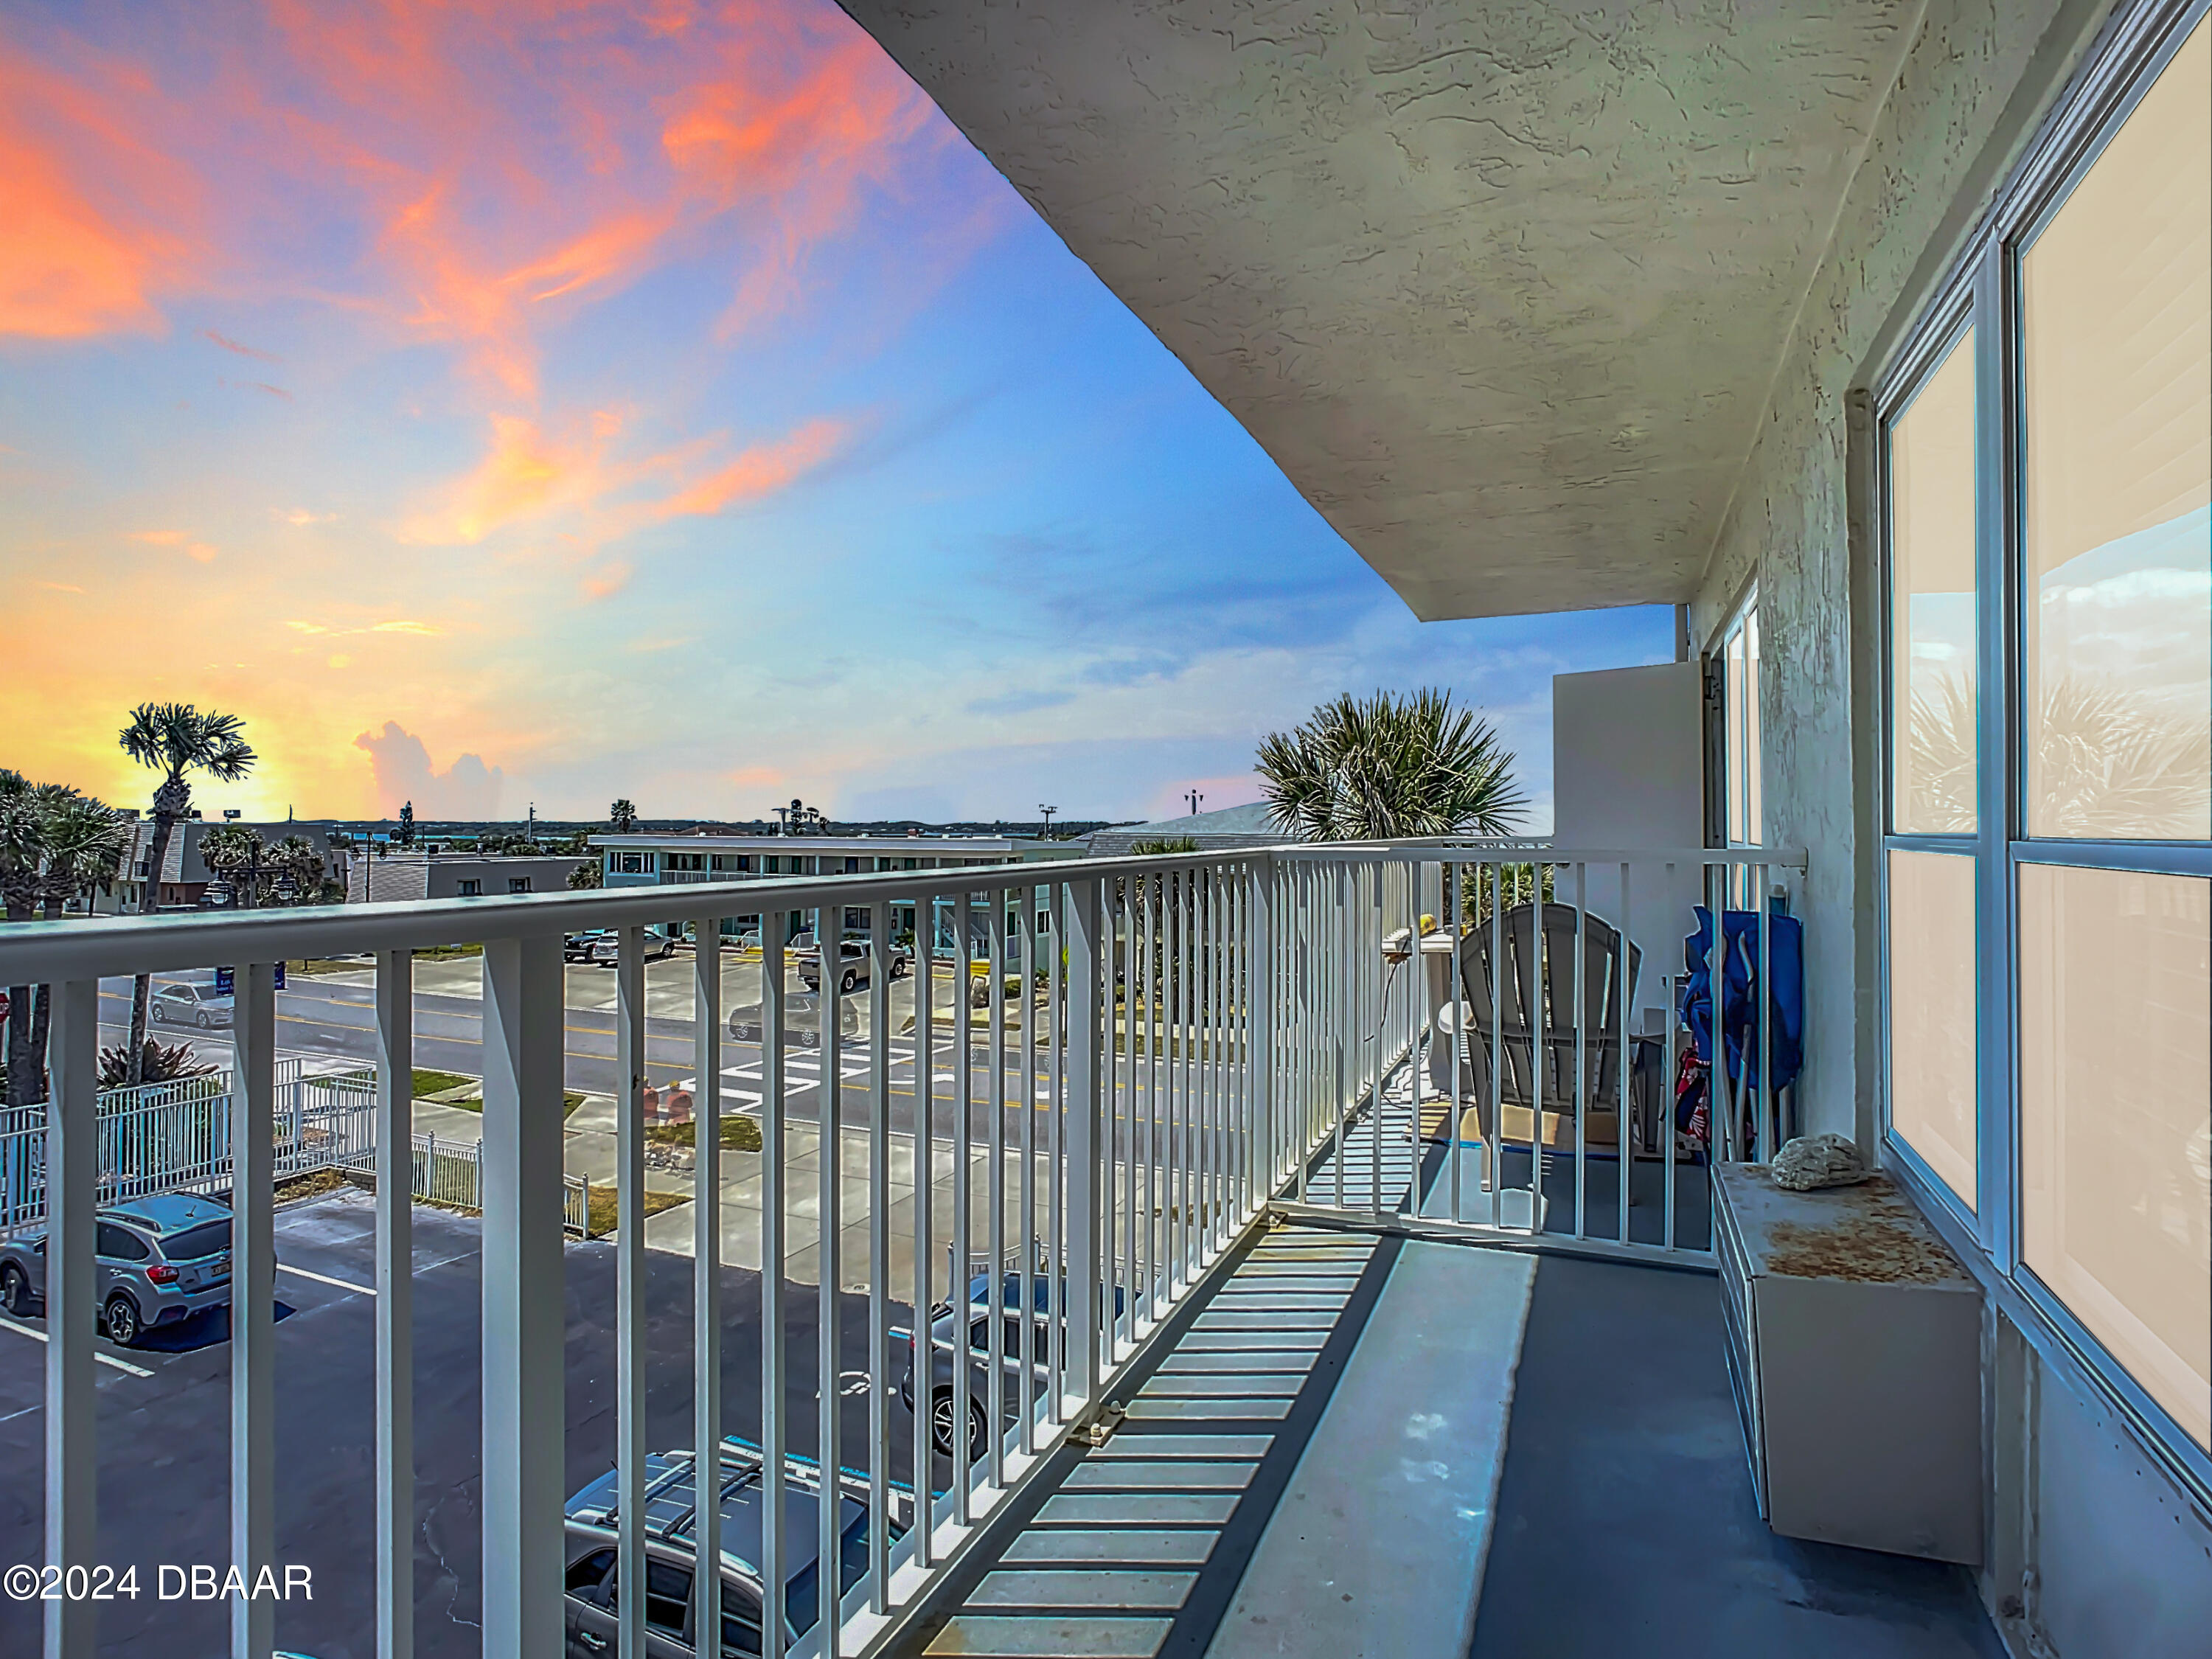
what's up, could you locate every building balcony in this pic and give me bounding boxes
[0,840,2023,1659]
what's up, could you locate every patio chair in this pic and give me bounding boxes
[1433,901,1644,1154]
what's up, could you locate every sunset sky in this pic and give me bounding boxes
[0,0,1668,827]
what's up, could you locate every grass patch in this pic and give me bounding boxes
[274,1167,349,1204]
[289,957,369,976]
[585,1184,687,1239]
[645,1115,764,1152]
[412,1068,476,1099]
[413,943,482,961]
[427,1082,587,1117]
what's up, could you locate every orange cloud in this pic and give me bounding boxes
[580,561,632,602]
[130,529,218,562]
[0,114,167,337]
[656,418,847,518]
[0,47,207,339]
[402,411,617,544]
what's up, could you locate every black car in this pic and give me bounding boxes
[563,1439,908,1657]
[796,939,912,997]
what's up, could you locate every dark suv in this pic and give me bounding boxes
[0,1192,257,1345]
[563,1439,908,1656]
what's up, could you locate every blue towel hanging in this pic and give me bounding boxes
[1678,901,1803,1093]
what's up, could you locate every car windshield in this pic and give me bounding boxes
[161,1220,234,1261]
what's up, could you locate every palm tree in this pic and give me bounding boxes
[22,790,130,1102]
[609,798,639,834]
[198,822,265,908]
[0,776,129,1104]
[1,771,43,1104]
[265,835,324,905]
[1255,689,1528,841]
[118,703,255,1082]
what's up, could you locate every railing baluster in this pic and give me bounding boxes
[1368,862,1382,1222]
[1167,870,1184,1285]
[1708,860,1728,1166]
[1574,862,1587,1242]
[985,891,1006,1486]
[761,917,788,1659]
[232,961,276,1659]
[46,978,98,1659]
[616,924,647,1659]
[1046,881,1065,1424]
[950,894,973,1514]
[1618,863,1632,1248]
[1758,861,1775,1159]
[1489,860,1503,1229]
[1140,874,1156,1322]
[1064,876,1103,1410]
[1664,866,1678,1252]
[1119,876,1135,1345]
[479,933,565,1658]
[373,950,414,1659]
[694,919,723,1650]
[866,900,891,1607]
[818,901,843,1651]
[1017,890,1037,1458]
[909,892,934,1562]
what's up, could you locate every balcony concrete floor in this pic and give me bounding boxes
[905,1228,2003,1659]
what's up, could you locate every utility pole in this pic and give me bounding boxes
[1186,789,1203,817]
[1038,804,1057,837]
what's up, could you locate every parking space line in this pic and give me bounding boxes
[0,1313,154,1377]
[277,1263,375,1296]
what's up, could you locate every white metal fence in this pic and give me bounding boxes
[0,838,1799,1659]
[335,1126,591,1237]
[0,1057,366,1237]
[0,1060,587,1242]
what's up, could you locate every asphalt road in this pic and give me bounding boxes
[0,1188,924,1659]
[94,970,1197,1144]
[95,971,1063,1144]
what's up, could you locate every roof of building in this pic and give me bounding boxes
[588,832,1047,855]
[1084,801,1290,856]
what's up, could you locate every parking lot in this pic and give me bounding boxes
[0,1188,915,1658]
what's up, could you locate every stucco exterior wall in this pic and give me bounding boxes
[1688,0,2112,1149]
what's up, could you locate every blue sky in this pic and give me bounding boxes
[0,0,1669,827]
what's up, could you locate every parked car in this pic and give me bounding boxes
[565,931,611,963]
[562,1439,908,1657]
[0,1192,265,1346]
[796,939,914,996]
[897,1271,1122,1457]
[726,991,856,1049]
[589,931,680,967]
[149,980,234,1029]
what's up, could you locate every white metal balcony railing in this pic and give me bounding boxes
[0,839,1797,1658]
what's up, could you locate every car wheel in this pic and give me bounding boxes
[197,1009,212,1030]
[1,1264,29,1316]
[102,1294,142,1347]
[841,969,859,996]
[931,1391,990,1458]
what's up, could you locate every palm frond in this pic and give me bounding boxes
[1256,688,1526,842]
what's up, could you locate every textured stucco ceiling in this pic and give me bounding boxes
[838,1,1916,620]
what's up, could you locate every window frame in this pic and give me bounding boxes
[1873,0,2212,1499]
